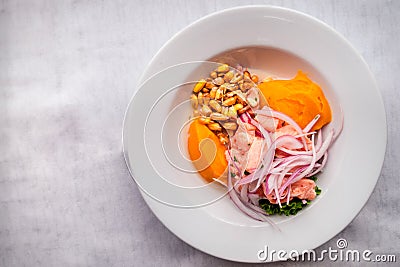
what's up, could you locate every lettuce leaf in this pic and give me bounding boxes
[259,198,310,216]
[259,184,321,216]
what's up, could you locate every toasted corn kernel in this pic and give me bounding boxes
[217,133,229,145]
[222,96,237,106]
[251,74,259,83]
[217,64,229,73]
[208,123,222,131]
[209,100,222,112]
[199,116,211,124]
[190,94,198,109]
[223,122,238,131]
[226,83,238,91]
[210,87,218,99]
[210,71,218,79]
[193,79,206,93]
[203,96,210,106]
[201,105,212,116]
[226,91,235,98]
[210,112,229,121]
[233,103,244,111]
[224,71,234,82]
[219,83,228,92]
[213,77,224,86]
[234,91,247,103]
[205,81,214,89]
[240,82,252,92]
[221,106,228,116]
[230,73,243,84]
[198,92,203,105]
[227,106,237,118]
[237,105,250,115]
[215,88,223,100]
[243,70,251,79]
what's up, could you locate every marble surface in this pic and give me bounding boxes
[0,0,399,266]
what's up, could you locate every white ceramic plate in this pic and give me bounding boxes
[123,6,386,262]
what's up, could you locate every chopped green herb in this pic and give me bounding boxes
[309,176,318,182]
[259,184,322,216]
[315,186,321,195]
[231,172,236,178]
[259,198,310,216]
[233,156,238,162]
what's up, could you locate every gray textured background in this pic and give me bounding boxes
[1,0,399,266]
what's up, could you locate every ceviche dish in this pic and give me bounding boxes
[187,63,342,221]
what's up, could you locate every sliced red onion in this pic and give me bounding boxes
[275,154,302,164]
[307,152,328,177]
[243,200,278,229]
[262,174,272,196]
[303,114,320,133]
[274,134,303,150]
[279,166,307,195]
[247,133,306,192]
[286,185,291,205]
[315,129,334,161]
[266,173,278,196]
[256,108,303,134]
[272,158,285,167]
[313,163,322,168]
[315,129,322,152]
[245,112,272,148]
[272,155,312,172]
[228,163,267,221]
[276,167,292,189]
[239,184,249,203]
[247,149,276,191]
[246,202,269,215]
[248,193,260,206]
[256,108,308,149]
[287,134,317,184]
[279,158,313,171]
[278,147,312,155]
[227,164,277,226]
[239,113,250,123]
[249,172,268,193]
[295,131,317,138]
[274,183,282,208]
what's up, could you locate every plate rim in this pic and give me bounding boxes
[122,5,387,263]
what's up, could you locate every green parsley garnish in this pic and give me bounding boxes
[259,198,310,216]
[259,177,322,216]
